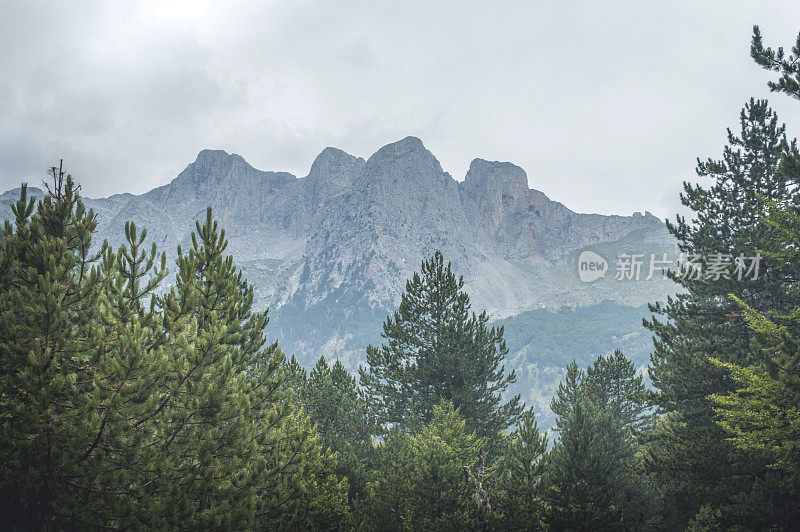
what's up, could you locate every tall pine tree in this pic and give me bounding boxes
[294,355,375,502]
[642,97,799,528]
[547,353,656,529]
[496,408,549,530]
[696,27,800,528]
[365,400,487,530]
[359,251,522,444]
[0,172,110,528]
[144,207,303,528]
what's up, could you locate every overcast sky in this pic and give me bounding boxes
[2,1,800,219]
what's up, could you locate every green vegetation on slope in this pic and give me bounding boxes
[496,301,654,428]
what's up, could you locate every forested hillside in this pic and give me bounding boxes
[497,301,653,429]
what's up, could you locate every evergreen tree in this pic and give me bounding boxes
[584,350,652,436]
[84,220,171,525]
[0,173,110,528]
[496,409,549,530]
[359,251,522,444]
[298,355,375,501]
[258,411,352,530]
[0,175,351,527]
[549,361,584,435]
[548,403,618,529]
[706,202,800,528]
[144,207,305,528]
[584,351,659,528]
[546,361,619,529]
[547,352,656,529]
[364,427,415,530]
[409,401,486,530]
[284,353,309,392]
[708,203,800,482]
[642,97,798,528]
[366,400,487,530]
[752,26,800,101]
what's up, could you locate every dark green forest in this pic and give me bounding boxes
[2,27,800,530]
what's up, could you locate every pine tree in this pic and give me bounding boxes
[0,175,352,527]
[259,411,352,530]
[366,400,486,530]
[706,203,800,528]
[84,220,171,525]
[298,355,375,501]
[547,352,657,529]
[547,397,618,529]
[364,427,415,530]
[711,203,800,479]
[550,361,584,435]
[584,351,659,527]
[732,33,800,512]
[409,401,485,529]
[148,207,304,528]
[496,408,549,530]
[284,353,308,392]
[547,360,619,529]
[359,251,522,444]
[585,350,653,437]
[642,97,799,528]
[752,26,800,101]
[0,172,110,528]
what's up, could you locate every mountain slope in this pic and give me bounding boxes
[0,138,673,374]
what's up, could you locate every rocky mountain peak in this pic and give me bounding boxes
[459,158,536,235]
[173,149,295,192]
[377,135,426,154]
[186,149,252,182]
[367,137,442,167]
[307,147,363,188]
[462,158,529,194]
[633,210,660,221]
[195,148,234,162]
[365,136,445,180]
[310,147,355,169]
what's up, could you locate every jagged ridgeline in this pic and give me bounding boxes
[0,137,675,421]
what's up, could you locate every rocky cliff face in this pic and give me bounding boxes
[0,137,671,365]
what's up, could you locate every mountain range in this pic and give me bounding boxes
[1,137,677,424]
